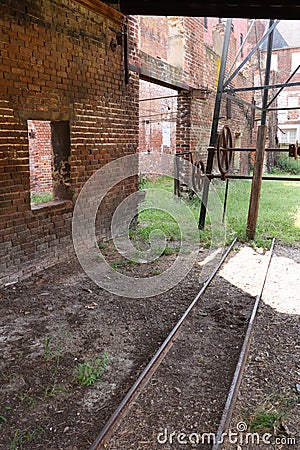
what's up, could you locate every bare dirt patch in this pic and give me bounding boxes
[0,243,299,450]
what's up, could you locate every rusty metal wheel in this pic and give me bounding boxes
[192,159,205,193]
[217,125,233,180]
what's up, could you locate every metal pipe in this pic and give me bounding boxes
[224,20,279,88]
[213,174,300,181]
[224,80,300,93]
[222,179,229,224]
[263,21,278,126]
[224,93,262,111]
[89,238,238,450]
[225,19,256,81]
[266,63,300,108]
[139,94,179,102]
[212,238,275,450]
[225,147,290,152]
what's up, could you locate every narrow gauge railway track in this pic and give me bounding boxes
[89,238,275,450]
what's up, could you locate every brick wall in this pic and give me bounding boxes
[134,17,253,175]
[27,120,53,195]
[0,0,139,286]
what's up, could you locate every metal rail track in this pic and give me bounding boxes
[212,237,275,450]
[89,237,275,450]
[89,237,238,450]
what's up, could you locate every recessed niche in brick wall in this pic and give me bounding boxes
[27,120,71,208]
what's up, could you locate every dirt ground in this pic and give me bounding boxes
[0,242,299,450]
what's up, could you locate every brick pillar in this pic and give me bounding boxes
[176,91,192,153]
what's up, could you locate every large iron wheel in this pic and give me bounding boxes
[217,125,233,180]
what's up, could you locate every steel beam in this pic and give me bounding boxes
[199,18,232,230]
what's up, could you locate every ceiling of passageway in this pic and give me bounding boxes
[118,0,300,19]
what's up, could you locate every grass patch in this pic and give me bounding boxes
[249,409,282,433]
[135,175,300,248]
[31,191,53,205]
[10,427,45,449]
[74,353,110,386]
[274,155,300,175]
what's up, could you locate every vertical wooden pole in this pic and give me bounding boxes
[246,125,267,240]
[246,19,275,240]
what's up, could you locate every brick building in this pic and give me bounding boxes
[135,16,253,175]
[0,1,255,286]
[0,0,139,285]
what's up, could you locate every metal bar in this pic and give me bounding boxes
[224,93,262,111]
[222,179,229,224]
[224,19,279,88]
[225,19,256,81]
[224,80,300,93]
[266,63,300,108]
[213,174,300,181]
[268,106,300,111]
[199,18,232,230]
[227,147,290,152]
[139,94,179,102]
[89,238,238,450]
[212,238,275,450]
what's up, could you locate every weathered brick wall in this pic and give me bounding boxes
[139,81,177,156]
[27,120,53,194]
[134,17,253,175]
[0,0,139,285]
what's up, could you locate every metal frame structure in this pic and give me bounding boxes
[198,19,300,238]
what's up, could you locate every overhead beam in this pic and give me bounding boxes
[119,1,300,19]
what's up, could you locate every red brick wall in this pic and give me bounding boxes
[27,120,53,195]
[139,81,177,154]
[134,17,253,175]
[0,0,139,285]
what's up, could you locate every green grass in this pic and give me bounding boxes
[31,191,53,205]
[274,155,300,175]
[74,353,110,386]
[249,410,282,433]
[135,175,300,248]
[9,427,45,449]
[218,175,300,245]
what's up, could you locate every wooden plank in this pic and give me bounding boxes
[246,125,267,240]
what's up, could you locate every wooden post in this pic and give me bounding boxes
[246,19,275,241]
[246,125,267,240]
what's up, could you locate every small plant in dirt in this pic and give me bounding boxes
[249,409,283,433]
[74,353,110,386]
[111,259,124,271]
[18,392,35,409]
[44,336,65,362]
[0,414,7,424]
[43,383,67,399]
[9,426,45,449]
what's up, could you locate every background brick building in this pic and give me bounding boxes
[134,16,253,176]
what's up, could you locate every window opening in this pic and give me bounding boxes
[27,120,71,208]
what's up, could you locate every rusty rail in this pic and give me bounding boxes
[212,237,275,450]
[89,238,238,450]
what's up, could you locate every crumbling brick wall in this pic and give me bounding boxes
[0,0,139,285]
